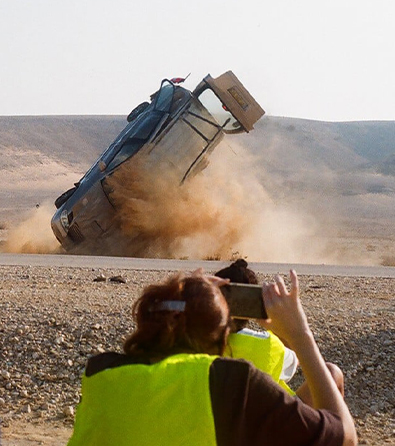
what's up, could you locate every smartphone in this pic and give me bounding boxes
[221,283,267,319]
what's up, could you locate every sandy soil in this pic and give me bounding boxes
[0,265,394,445]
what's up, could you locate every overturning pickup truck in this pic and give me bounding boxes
[51,71,264,253]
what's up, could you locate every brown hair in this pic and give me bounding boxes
[124,274,230,357]
[215,259,258,284]
[215,259,258,332]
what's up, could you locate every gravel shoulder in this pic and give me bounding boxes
[1,265,394,445]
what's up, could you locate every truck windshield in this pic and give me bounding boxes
[197,88,242,132]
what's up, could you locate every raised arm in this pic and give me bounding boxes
[259,270,357,446]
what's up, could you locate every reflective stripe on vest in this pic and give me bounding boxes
[225,331,295,395]
[67,353,218,446]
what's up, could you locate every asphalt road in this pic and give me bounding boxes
[1,253,395,278]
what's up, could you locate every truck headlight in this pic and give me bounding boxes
[60,210,70,232]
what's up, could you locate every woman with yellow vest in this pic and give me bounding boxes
[216,260,344,402]
[67,270,356,446]
[216,259,298,394]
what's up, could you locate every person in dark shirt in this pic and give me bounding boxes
[67,270,357,446]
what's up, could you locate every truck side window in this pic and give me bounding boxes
[197,89,242,132]
[106,138,146,171]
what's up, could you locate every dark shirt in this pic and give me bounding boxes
[86,353,344,446]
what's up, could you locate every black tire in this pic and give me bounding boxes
[127,102,150,122]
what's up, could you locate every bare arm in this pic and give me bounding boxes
[259,271,357,446]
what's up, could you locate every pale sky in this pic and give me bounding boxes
[0,0,394,121]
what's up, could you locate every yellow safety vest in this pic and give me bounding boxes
[67,353,217,446]
[225,331,296,395]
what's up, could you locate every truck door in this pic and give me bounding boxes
[193,71,264,133]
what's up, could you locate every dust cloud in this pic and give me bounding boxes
[106,143,336,263]
[0,143,369,264]
[3,202,60,254]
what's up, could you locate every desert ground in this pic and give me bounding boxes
[0,264,394,445]
[0,115,394,444]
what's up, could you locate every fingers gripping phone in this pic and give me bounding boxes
[221,283,267,319]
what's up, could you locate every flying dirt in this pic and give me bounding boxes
[2,141,344,264]
[100,142,328,262]
[3,202,60,254]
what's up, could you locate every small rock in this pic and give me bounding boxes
[1,370,11,380]
[55,336,64,344]
[23,404,32,413]
[109,275,126,284]
[63,406,74,417]
[93,274,106,282]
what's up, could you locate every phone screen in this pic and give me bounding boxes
[221,283,267,319]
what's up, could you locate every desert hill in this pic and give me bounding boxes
[235,117,395,229]
[2,115,394,172]
[0,114,394,264]
[0,115,125,167]
[237,116,395,186]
